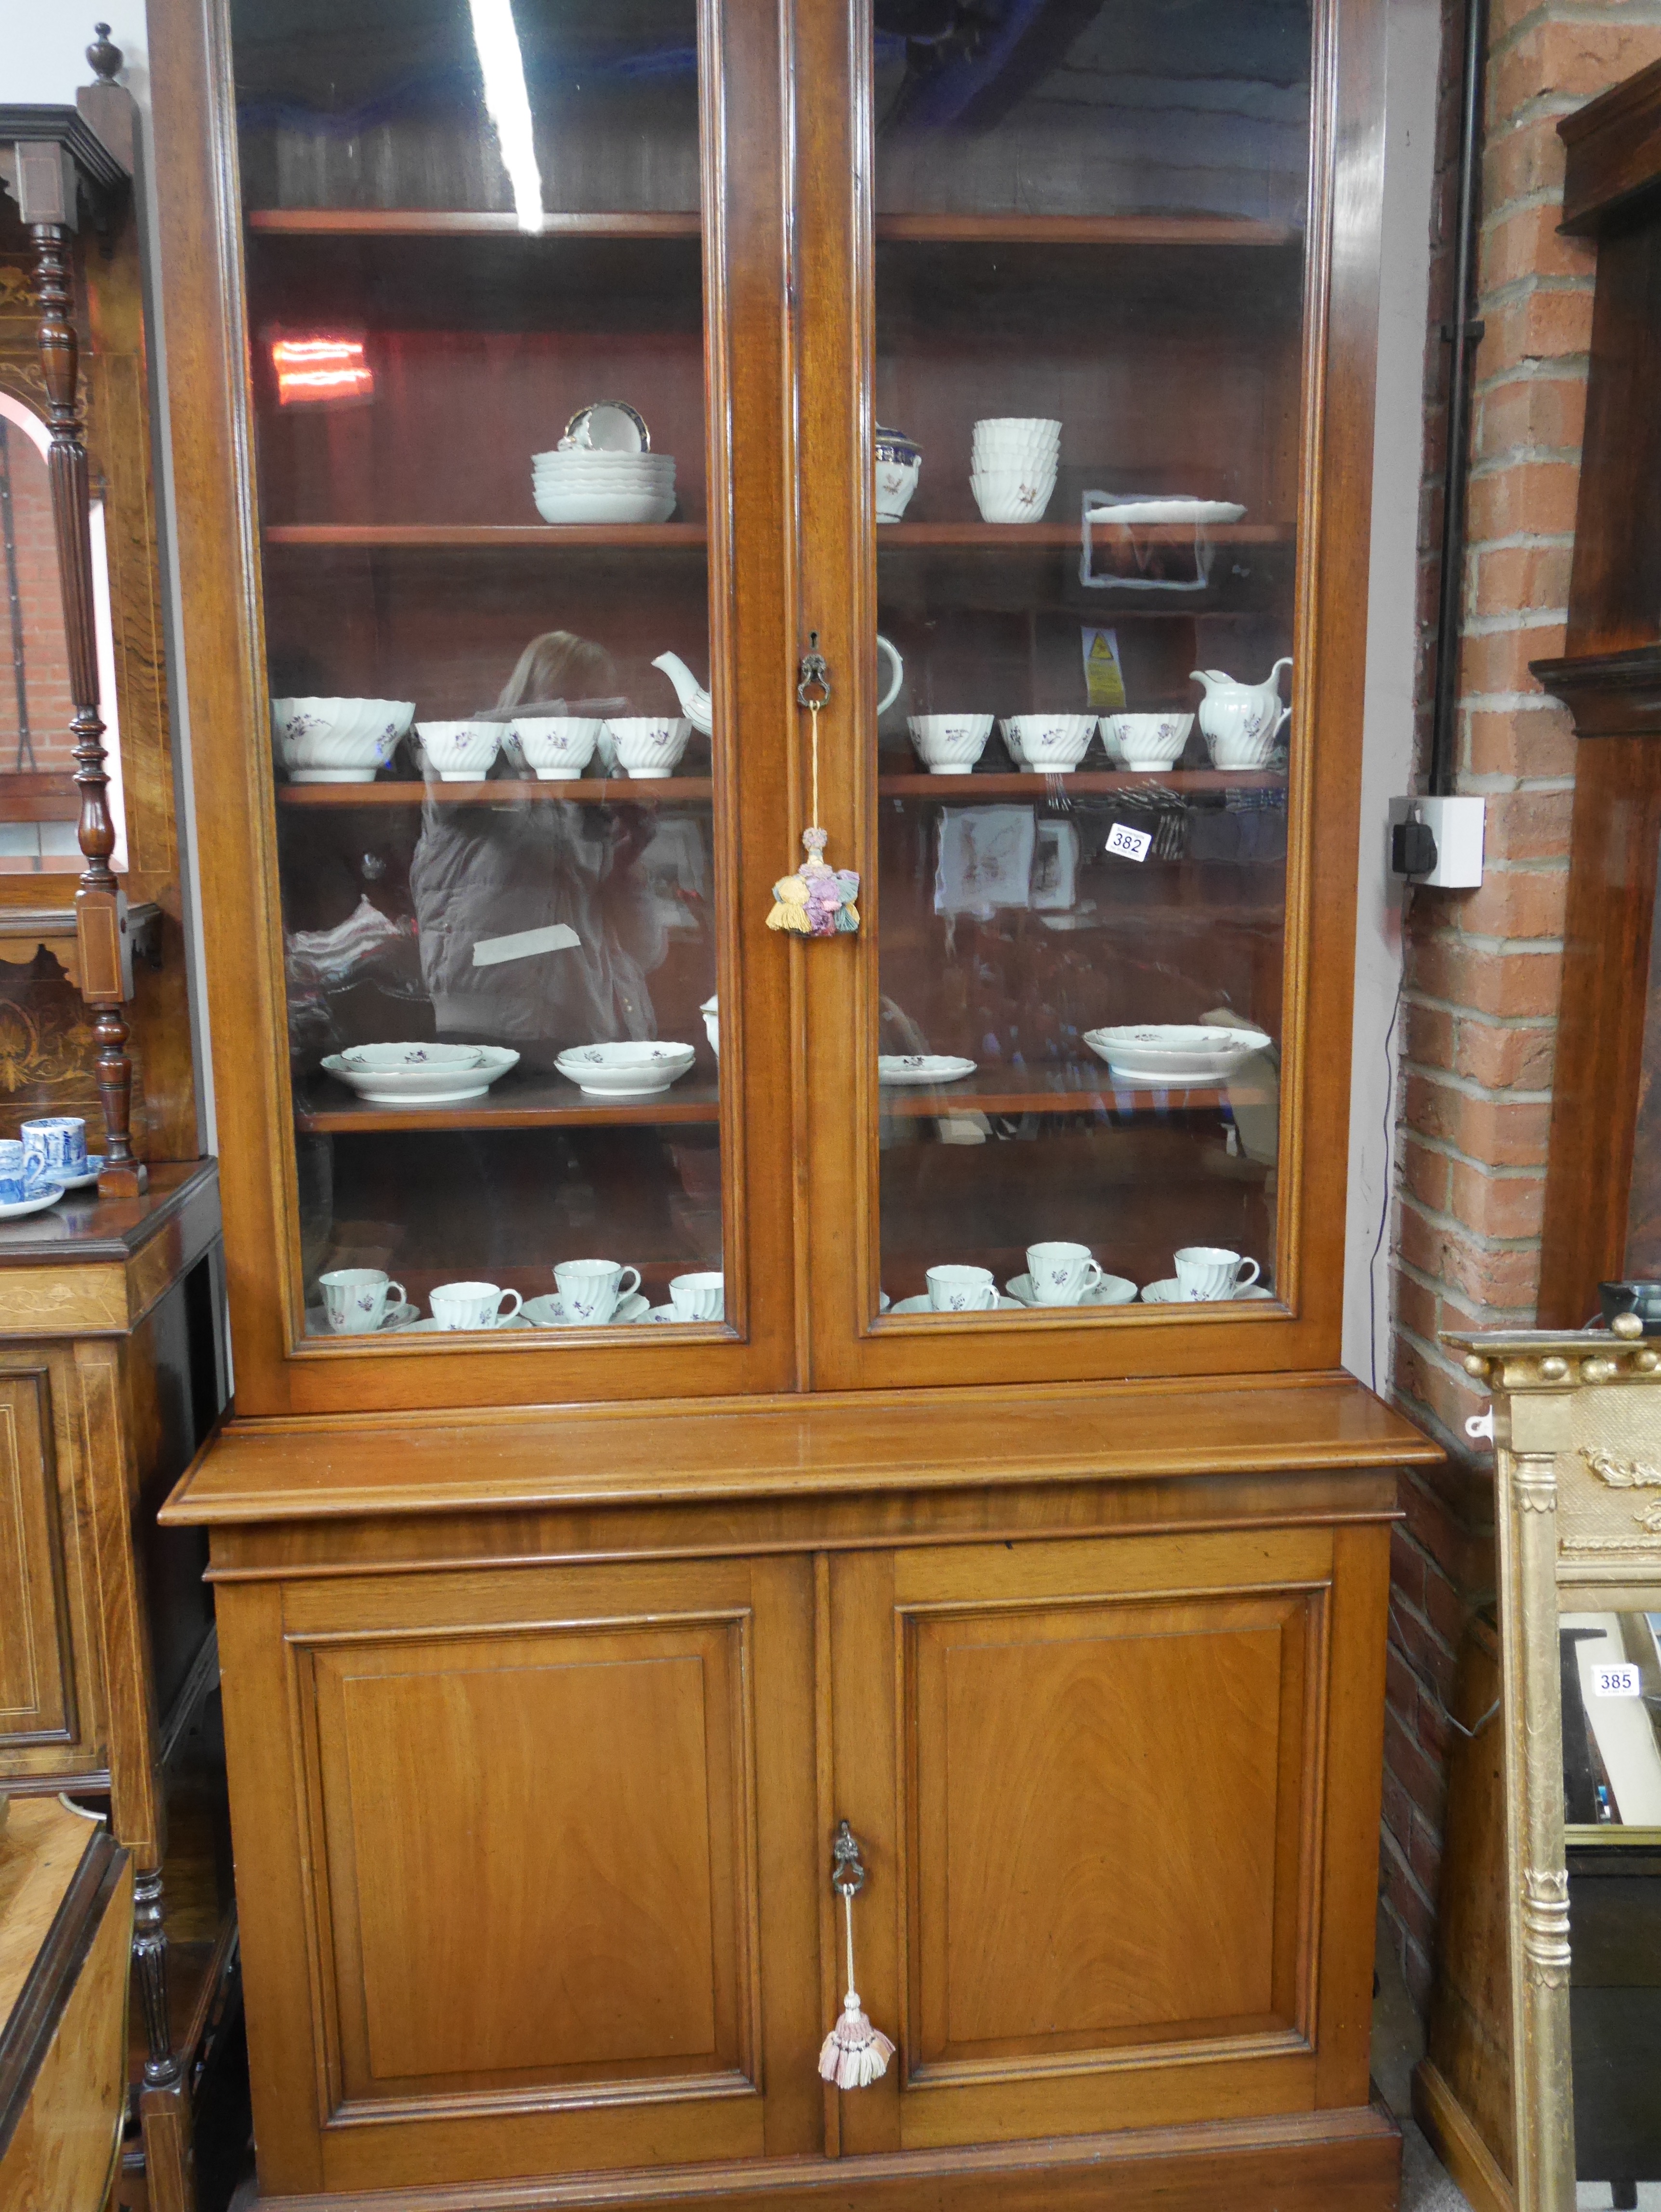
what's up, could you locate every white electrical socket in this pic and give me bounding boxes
[1388,795,1485,888]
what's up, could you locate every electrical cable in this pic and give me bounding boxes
[1369,883,1415,1394]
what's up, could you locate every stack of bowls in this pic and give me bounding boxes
[532,449,676,525]
[271,697,414,784]
[971,417,1060,525]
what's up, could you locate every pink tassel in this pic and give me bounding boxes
[818,1983,895,2088]
[818,1836,893,2090]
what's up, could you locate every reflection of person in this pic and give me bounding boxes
[409,632,670,1061]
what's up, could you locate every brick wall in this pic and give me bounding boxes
[1381,0,1661,2011]
[0,415,76,775]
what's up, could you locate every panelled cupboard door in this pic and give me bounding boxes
[218,1555,823,2198]
[793,0,1388,1389]
[0,1367,77,1755]
[825,1526,1389,2153]
[149,0,800,1415]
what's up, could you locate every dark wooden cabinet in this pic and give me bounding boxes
[146,0,1433,2203]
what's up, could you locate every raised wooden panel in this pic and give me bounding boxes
[298,1614,758,2115]
[830,1528,1340,2151]
[906,1592,1311,2068]
[0,1370,76,1750]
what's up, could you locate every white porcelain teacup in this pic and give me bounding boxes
[553,1258,642,1324]
[319,1267,407,1334]
[430,1279,523,1329]
[1026,1241,1103,1305]
[1173,1246,1261,1301]
[669,1270,724,1321]
[1103,712,1194,771]
[926,1264,1000,1313]
[607,716,692,778]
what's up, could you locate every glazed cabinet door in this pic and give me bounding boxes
[824,1524,1388,2150]
[153,0,798,1413]
[794,0,1387,1387]
[219,1554,822,2198]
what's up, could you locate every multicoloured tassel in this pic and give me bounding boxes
[768,639,860,939]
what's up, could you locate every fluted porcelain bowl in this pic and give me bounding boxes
[1103,712,1194,770]
[1005,713,1093,770]
[1083,1023,1270,1083]
[907,714,993,773]
[322,1043,521,1105]
[272,697,414,783]
[607,716,692,777]
[414,720,502,781]
[510,717,602,779]
[971,466,1057,525]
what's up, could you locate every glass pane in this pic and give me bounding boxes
[1561,1612,1661,1832]
[232,0,724,1338]
[870,0,1308,1317]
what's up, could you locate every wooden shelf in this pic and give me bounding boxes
[247,209,702,238]
[881,1065,1274,1118]
[244,210,1294,250]
[875,213,1298,248]
[878,770,1283,798]
[277,777,712,807]
[296,1075,721,1133]
[264,524,706,550]
[880,522,1291,549]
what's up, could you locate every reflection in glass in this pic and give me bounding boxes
[233,0,721,1337]
[870,0,1309,1315]
[1562,1612,1661,1831]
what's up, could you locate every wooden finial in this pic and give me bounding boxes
[86,23,122,82]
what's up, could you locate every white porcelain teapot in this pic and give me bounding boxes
[1190,658,1292,768]
[655,639,905,737]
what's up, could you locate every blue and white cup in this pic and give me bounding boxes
[21,1117,87,1186]
[0,1140,35,1204]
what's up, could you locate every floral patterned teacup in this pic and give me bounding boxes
[319,1268,407,1334]
[925,1264,999,1313]
[1025,1241,1104,1306]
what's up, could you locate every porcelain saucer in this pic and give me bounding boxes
[523,1291,650,1327]
[878,1055,977,1085]
[305,1301,421,1335]
[58,1157,105,1192]
[400,1314,535,1332]
[646,1304,726,1322]
[0,1186,66,1221]
[887,1292,1023,1315]
[1005,1271,1137,1307]
[1140,1278,1274,1304]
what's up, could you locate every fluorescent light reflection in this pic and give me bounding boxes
[468,0,545,232]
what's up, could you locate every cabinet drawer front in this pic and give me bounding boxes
[0,1371,77,1751]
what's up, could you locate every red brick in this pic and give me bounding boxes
[1473,539,1573,619]
[1453,1016,1555,1091]
[1466,459,1582,545]
[1449,1157,1548,1241]
[1401,1469,1474,1589]
[1384,1709,1449,1837]
[1424,1557,1469,1653]
[1402,1211,1542,1308]
[1463,703,1577,778]
[1483,785,1575,861]
[1402,1132,1453,1214]
[1458,622,1566,698]
[1478,289,1595,381]
[1449,864,1568,941]
[1395,1333,1492,1442]
[1404,1939,1436,2016]
[1402,1076,1554,1166]
[1382,1764,1414,1857]
[1387,1642,1419,1724]
[1492,18,1661,122]
[1408,930,1563,1018]
[1391,1522,1428,1614]
[1483,110,1568,212]
[1405,1001,1457,1075]
[1408,1805,1445,1897]
[1480,200,1595,292]
[1396,1266,1445,1348]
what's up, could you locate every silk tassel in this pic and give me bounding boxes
[818,1889,894,2089]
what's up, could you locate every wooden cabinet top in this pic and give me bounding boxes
[0,1159,218,1337]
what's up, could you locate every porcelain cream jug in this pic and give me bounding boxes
[655,639,905,734]
[1190,658,1292,751]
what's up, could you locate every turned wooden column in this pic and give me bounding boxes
[3,91,145,1191]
